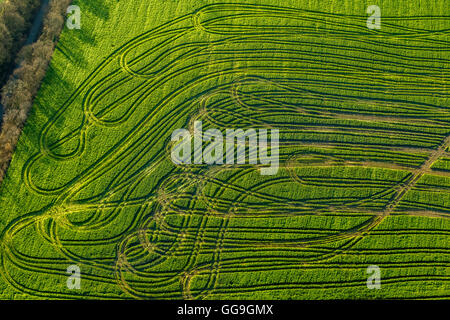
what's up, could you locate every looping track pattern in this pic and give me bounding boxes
[0,3,449,299]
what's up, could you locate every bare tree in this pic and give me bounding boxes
[0,0,73,185]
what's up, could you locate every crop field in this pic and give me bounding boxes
[0,0,449,299]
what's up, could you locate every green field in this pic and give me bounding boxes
[0,0,449,299]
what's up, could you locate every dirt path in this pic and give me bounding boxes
[384,135,450,215]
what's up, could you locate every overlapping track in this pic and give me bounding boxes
[0,3,449,299]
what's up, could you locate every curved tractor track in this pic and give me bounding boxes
[0,3,449,299]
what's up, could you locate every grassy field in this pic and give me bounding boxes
[0,0,449,299]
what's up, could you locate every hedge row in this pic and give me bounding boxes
[0,0,42,84]
[0,0,72,185]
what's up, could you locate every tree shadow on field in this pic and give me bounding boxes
[24,63,75,137]
[56,40,88,69]
[81,0,111,21]
[56,16,99,70]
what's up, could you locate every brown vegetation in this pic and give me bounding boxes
[0,0,72,185]
[0,0,41,84]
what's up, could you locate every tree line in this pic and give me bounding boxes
[0,0,42,84]
[0,0,72,185]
